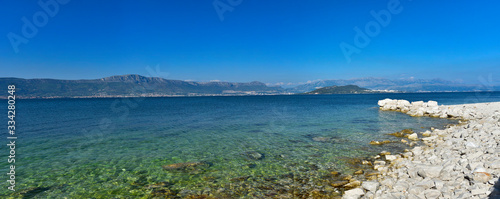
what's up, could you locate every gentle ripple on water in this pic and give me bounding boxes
[1,92,500,198]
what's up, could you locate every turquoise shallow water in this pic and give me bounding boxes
[1,92,500,198]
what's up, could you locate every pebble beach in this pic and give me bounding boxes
[343,99,500,199]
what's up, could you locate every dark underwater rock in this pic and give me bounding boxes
[388,128,414,137]
[145,181,171,189]
[247,163,257,168]
[230,176,251,182]
[243,151,265,160]
[150,188,178,198]
[330,181,349,187]
[369,140,392,145]
[18,187,52,198]
[162,161,211,171]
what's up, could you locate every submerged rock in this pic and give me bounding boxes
[330,171,340,176]
[184,194,218,199]
[369,140,391,145]
[310,136,345,143]
[145,182,171,189]
[242,151,265,160]
[162,161,210,170]
[388,129,414,137]
[400,129,414,134]
[388,132,405,137]
[344,180,361,189]
[230,176,251,182]
[17,187,52,198]
[331,181,349,187]
[247,163,257,168]
[150,188,177,198]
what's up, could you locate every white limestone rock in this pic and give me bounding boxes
[423,189,441,199]
[370,100,500,199]
[407,133,419,141]
[342,188,365,199]
[361,181,379,192]
[392,180,410,192]
[385,155,398,161]
[377,99,392,107]
[427,100,438,107]
[411,101,424,108]
[417,165,443,179]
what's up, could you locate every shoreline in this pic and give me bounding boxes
[343,99,500,199]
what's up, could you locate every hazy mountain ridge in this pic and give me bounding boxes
[0,75,285,98]
[288,77,498,93]
[1,75,498,99]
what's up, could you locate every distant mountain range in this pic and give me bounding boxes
[0,75,285,98]
[287,77,499,93]
[0,75,498,99]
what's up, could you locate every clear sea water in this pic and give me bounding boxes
[1,92,500,198]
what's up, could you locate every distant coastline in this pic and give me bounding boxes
[1,74,499,99]
[3,91,500,100]
[0,93,292,100]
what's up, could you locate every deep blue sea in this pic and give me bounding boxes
[1,92,500,198]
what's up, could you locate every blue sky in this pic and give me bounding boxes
[1,0,499,85]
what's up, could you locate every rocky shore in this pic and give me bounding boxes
[343,99,500,199]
